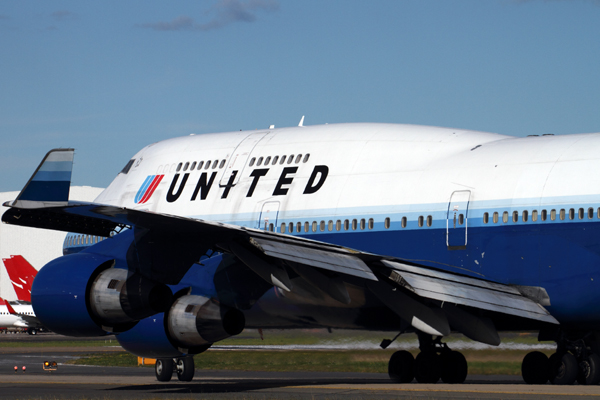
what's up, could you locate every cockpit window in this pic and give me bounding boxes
[120,159,135,174]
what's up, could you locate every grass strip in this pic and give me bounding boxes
[69,349,536,375]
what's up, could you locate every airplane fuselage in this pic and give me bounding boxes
[87,123,600,329]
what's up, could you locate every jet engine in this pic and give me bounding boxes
[32,252,173,336]
[117,294,245,357]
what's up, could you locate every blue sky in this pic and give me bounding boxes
[1,0,599,192]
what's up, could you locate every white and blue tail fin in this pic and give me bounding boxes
[12,148,74,208]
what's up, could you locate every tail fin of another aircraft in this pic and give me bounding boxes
[0,297,18,314]
[10,148,74,208]
[3,256,37,302]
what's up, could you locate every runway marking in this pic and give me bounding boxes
[287,385,600,396]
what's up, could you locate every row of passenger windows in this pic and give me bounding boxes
[176,159,227,173]
[66,233,110,247]
[250,154,310,167]
[267,215,440,233]
[483,207,600,224]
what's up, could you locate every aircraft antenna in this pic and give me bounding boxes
[298,116,305,127]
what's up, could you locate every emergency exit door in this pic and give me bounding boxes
[446,190,470,250]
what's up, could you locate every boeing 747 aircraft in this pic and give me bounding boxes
[4,122,600,385]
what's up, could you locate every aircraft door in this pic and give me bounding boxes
[220,132,269,187]
[258,201,280,232]
[446,190,471,250]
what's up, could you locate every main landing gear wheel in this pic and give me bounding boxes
[549,352,578,385]
[414,351,441,383]
[521,351,549,384]
[577,353,600,385]
[27,328,37,335]
[388,350,414,383]
[155,358,173,382]
[440,351,468,384]
[176,356,195,382]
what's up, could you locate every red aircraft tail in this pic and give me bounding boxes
[2,255,37,302]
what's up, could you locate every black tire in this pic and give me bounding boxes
[577,353,600,385]
[522,351,549,384]
[176,356,195,382]
[440,351,468,384]
[27,328,37,336]
[388,350,415,383]
[549,352,578,385]
[155,358,173,382]
[414,351,441,384]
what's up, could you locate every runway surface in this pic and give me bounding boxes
[1,334,600,399]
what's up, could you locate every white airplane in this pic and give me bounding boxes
[0,256,42,334]
[4,122,600,384]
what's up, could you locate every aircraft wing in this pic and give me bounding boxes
[2,149,558,341]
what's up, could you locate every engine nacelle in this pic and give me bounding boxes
[117,295,245,357]
[32,252,173,336]
[167,295,245,352]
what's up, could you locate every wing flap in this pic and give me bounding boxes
[383,260,557,324]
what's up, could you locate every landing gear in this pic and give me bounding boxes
[388,350,414,383]
[522,332,600,385]
[155,358,173,382]
[386,334,468,384]
[176,356,195,382]
[27,328,37,335]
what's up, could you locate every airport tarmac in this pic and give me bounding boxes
[1,334,600,399]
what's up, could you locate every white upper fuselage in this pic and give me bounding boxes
[0,301,36,328]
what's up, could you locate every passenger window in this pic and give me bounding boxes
[493,212,498,223]
[352,219,358,230]
[183,162,189,171]
[360,219,366,230]
[589,207,594,219]
[550,209,556,221]
[289,222,294,233]
[312,221,317,232]
[320,221,325,232]
[269,223,274,232]
[502,212,508,223]
[297,222,302,232]
[368,218,374,229]
[418,216,424,227]
[522,210,528,222]
[532,210,538,222]
[219,160,226,169]
[458,214,464,225]
[191,162,196,170]
[304,222,309,232]
[257,157,263,166]
[579,208,584,219]
[569,209,575,220]
[384,217,390,229]
[303,154,310,163]
[249,158,256,167]
[483,212,489,224]
[328,220,333,231]
[295,154,302,163]
[272,156,279,165]
[401,217,407,228]
[280,155,287,164]
[344,219,350,230]
[560,209,565,220]
[336,220,341,231]
[212,160,218,169]
[281,223,286,233]
[541,209,547,221]
[512,211,518,223]
[426,216,432,227]
[265,156,271,165]
[598,208,600,219]
[288,155,294,164]
[204,161,211,170]
[198,161,204,170]
[176,163,182,172]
